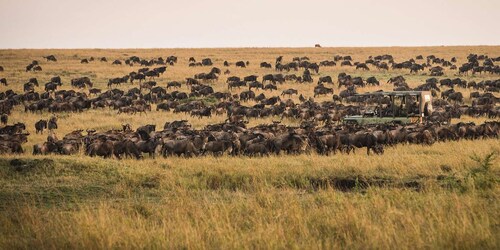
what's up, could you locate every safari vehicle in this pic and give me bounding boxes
[343,91,433,125]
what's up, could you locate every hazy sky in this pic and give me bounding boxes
[0,0,499,48]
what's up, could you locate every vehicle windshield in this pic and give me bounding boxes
[361,94,420,118]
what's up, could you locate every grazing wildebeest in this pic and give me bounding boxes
[366,76,380,86]
[260,62,272,68]
[44,55,57,61]
[167,81,182,89]
[318,76,333,84]
[281,89,298,98]
[0,78,6,86]
[356,63,369,70]
[314,85,334,97]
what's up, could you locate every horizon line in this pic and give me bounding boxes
[1,45,500,50]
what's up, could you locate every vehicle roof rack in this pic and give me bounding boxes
[355,91,425,97]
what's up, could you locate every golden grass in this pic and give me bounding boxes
[0,46,499,249]
[0,139,499,249]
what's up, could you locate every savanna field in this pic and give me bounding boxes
[0,46,499,249]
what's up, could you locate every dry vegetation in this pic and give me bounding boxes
[0,46,499,249]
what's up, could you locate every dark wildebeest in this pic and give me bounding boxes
[244,75,258,82]
[48,116,58,130]
[260,62,272,68]
[348,133,384,155]
[314,85,334,97]
[281,89,298,98]
[35,120,48,134]
[162,139,199,157]
[167,81,182,89]
[356,63,369,70]
[202,140,234,156]
[235,61,246,68]
[0,78,6,86]
[366,76,380,86]
[263,84,277,91]
[44,55,57,61]
[318,76,333,84]
[86,139,114,158]
[0,114,7,125]
[113,140,142,160]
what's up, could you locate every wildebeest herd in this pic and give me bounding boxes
[0,50,499,158]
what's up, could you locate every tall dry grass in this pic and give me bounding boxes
[0,139,499,249]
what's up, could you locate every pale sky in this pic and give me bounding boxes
[0,0,499,48]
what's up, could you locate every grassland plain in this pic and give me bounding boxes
[0,46,499,249]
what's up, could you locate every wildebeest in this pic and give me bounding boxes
[44,55,57,61]
[356,63,369,70]
[236,61,246,68]
[162,139,199,157]
[202,58,213,66]
[167,81,182,89]
[260,62,272,68]
[318,76,333,84]
[0,114,7,125]
[281,89,298,98]
[48,116,58,130]
[347,132,383,155]
[35,120,48,134]
[314,85,334,97]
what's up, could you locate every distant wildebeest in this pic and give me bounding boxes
[236,61,246,68]
[44,55,57,61]
[48,116,58,131]
[318,76,333,84]
[260,62,272,68]
[35,120,48,134]
[167,81,182,89]
[281,89,298,98]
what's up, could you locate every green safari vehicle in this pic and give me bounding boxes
[342,91,433,125]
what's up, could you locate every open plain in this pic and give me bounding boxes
[0,46,499,249]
